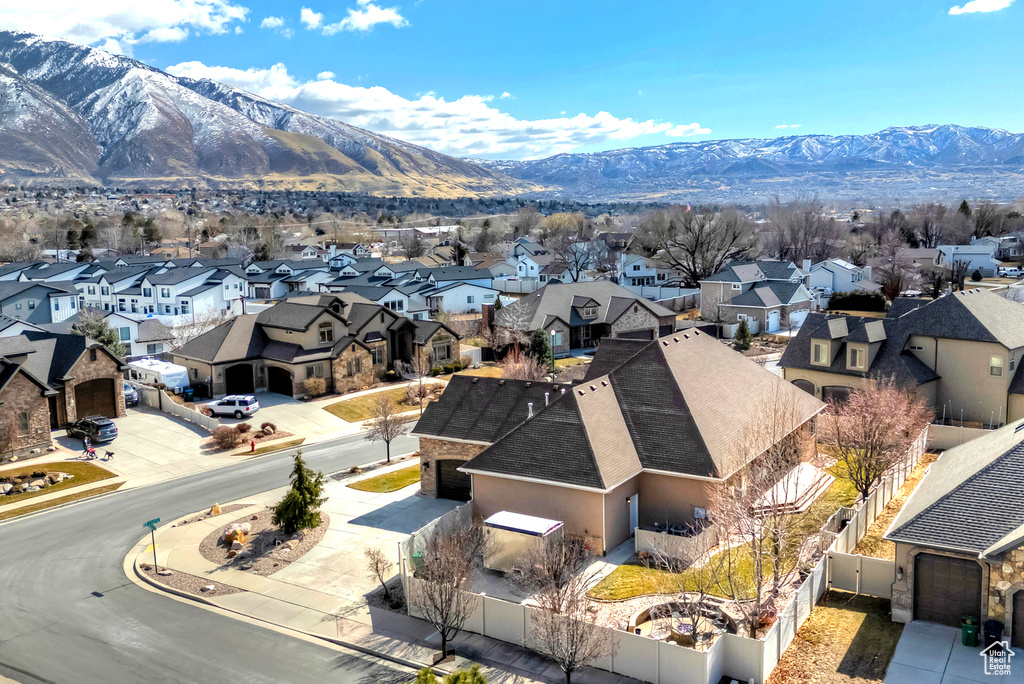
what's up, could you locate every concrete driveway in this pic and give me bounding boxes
[885,621,1024,683]
[216,391,358,441]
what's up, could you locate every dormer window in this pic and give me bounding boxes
[582,306,598,318]
[848,346,867,371]
[731,283,742,291]
[811,341,829,366]
[319,322,334,343]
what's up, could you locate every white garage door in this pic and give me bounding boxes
[767,309,780,332]
[789,309,808,329]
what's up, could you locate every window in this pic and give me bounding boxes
[53,300,59,311]
[909,344,924,351]
[811,341,828,366]
[731,283,742,291]
[17,411,29,436]
[552,331,563,347]
[371,346,385,365]
[737,314,747,321]
[582,306,598,318]
[143,287,152,297]
[103,303,110,311]
[191,367,198,379]
[484,294,495,301]
[319,322,334,343]
[991,355,1004,377]
[432,341,451,362]
[119,327,131,341]
[161,288,171,298]
[27,300,35,310]
[101,287,109,296]
[88,286,96,295]
[147,343,163,354]
[849,346,866,370]
[354,357,362,374]
[346,360,354,376]
[89,349,97,362]
[306,364,324,378]
[164,305,172,314]
[181,301,190,315]
[579,324,592,341]
[632,264,640,271]
[70,299,76,310]
[467,295,475,304]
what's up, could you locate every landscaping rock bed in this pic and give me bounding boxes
[139,564,242,598]
[173,504,251,526]
[366,578,406,612]
[199,508,329,576]
[0,470,74,496]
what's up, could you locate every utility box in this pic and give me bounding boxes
[483,511,564,574]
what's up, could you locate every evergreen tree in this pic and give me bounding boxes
[958,200,972,218]
[80,223,97,248]
[529,328,554,371]
[734,319,752,351]
[71,310,127,357]
[273,451,327,535]
[66,229,81,250]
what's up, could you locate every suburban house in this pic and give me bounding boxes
[411,374,562,500]
[428,331,824,554]
[0,330,127,449]
[779,288,1024,424]
[974,235,1023,262]
[0,281,80,324]
[492,281,677,357]
[807,258,881,300]
[45,310,173,359]
[699,260,814,332]
[886,419,1024,644]
[937,241,1002,277]
[171,294,459,397]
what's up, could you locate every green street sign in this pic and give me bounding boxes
[143,518,160,530]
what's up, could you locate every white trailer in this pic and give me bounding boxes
[483,511,564,574]
[127,358,190,394]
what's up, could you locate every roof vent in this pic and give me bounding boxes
[527,402,534,419]
[683,334,689,339]
[601,381,608,387]
[525,382,532,388]
[589,384,597,392]
[694,330,700,336]
[471,377,479,384]
[577,389,585,396]
[661,340,669,346]
[673,337,679,342]
[545,392,550,406]
[1016,423,1024,434]
[561,388,566,395]
[498,380,505,385]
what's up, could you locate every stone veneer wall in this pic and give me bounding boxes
[988,547,1024,629]
[418,437,487,498]
[331,345,377,394]
[609,304,659,337]
[2,373,52,458]
[64,349,126,424]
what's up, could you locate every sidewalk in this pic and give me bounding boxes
[130,499,634,684]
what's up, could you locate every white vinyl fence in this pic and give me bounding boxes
[135,385,219,432]
[399,428,928,684]
[927,422,993,450]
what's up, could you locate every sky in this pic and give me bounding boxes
[0,0,1021,160]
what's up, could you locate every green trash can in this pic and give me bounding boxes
[961,616,979,647]
[183,388,195,402]
[412,552,424,573]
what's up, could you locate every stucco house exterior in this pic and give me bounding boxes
[780,289,1024,424]
[699,260,814,332]
[492,281,676,357]
[424,332,823,554]
[937,242,1002,277]
[886,420,1024,645]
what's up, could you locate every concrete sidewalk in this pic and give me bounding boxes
[131,501,635,684]
[885,621,1024,683]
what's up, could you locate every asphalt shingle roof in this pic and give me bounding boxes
[494,281,675,331]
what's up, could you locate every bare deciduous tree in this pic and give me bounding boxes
[544,221,604,283]
[499,353,547,381]
[764,197,842,263]
[363,394,411,463]
[875,229,913,301]
[170,308,235,348]
[365,546,394,601]
[513,206,542,238]
[950,259,971,291]
[400,231,428,259]
[507,534,591,613]
[409,518,486,659]
[821,378,931,501]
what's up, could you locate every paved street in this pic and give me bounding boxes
[0,432,418,684]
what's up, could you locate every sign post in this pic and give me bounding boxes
[143,518,161,572]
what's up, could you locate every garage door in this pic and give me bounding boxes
[267,366,293,396]
[1013,591,1024,648]
[617,329,655,341]
[224,364,255,395]
[436,459,472,502]
[789,309,809,329]
[74,378,116,418]
[914,553,982,627]
[767,309,781,332]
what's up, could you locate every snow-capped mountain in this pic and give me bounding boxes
[476,125,1024,202]
[0,30,531,196]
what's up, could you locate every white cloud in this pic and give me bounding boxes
[949,0,1013,13]
[322,1,408,33]
[300,7,324,29]
[500,91,513,99]
[0,0,248,47]
[260,16,284,29]
[317,70,335,80]
[166,60,711,159]
[775,124,802,129]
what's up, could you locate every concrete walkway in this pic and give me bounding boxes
[885,621,1024,684]
[131,488,636,684]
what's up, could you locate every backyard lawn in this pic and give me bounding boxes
[323,387,416,422]
[347,465,421,493]
[767,592,903,683]
[0,461,118,507]
[852,452,938,560]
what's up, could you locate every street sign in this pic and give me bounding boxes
[143,518,161,572]
[143,518,160,530]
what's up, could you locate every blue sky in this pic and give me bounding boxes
[1,0,1020,158]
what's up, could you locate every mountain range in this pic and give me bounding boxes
[479,125,1024,203]
[0,30,535,197]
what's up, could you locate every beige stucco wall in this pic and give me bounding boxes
[781,367,874,400]
[471,474,608,552]
[263,311,348,348]
[637,472,713,528]
[1010,394,1024,423]
[604,475,641,552]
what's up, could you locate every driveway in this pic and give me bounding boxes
[885,621,1024,683]
[217,391,359,441]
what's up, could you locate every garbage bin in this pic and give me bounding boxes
[984,619,1004,648]
[183,388,195,402]
[961,616,979,647]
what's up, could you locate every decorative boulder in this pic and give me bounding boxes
[210,503,221,515]
[230,540,244,551]
[227,550,237,558]
[0,484,11,495]
[29,479,45,488]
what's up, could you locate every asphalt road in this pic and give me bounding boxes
[0,433,420,684]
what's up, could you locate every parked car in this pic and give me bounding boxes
[66,415,118,443]
[204,395,260,419]
[998,266,1022,278]
[124,382,139,407]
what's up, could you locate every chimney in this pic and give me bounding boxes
[481,303,495,330]
[527,402,534,419]
[802,258,812,272]
[544,392,549,406]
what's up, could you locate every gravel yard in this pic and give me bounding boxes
[140,565,242,598]
[199,508,329,576]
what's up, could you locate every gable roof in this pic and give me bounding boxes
[494,281,674,331]
[703,260,803,284]
[901,289,1024,349]
[173,315,267,364]
[728,282,809,308]
[0,331,126,389]
[256,302,346,331]
[886,420,1024,557]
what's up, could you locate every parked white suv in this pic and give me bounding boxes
[998,266,1022,278]
[205,395,260,419]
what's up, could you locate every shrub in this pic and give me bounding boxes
[460,355,473,368]
[31,470,46,478]
[260,421,277,435]
[212,426,244,449]
[379,369,400,383]
[198,405,214,417]
[972,269,983,282]
[303,376,327,397]
[236,422,252,434]
[430,366,443,376]
[733,319,752,351]
[443,363,456,374]
[154,382,167,391]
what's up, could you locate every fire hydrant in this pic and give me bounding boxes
[250,440,256,453]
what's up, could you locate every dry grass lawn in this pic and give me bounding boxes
[0,461,117,506]
[347,465,421,493]
[767,591,903,684]
[323,387,414,422]
[852,451,938,560]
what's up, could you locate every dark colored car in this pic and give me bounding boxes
[66,415,118,443]
[124,382,139,407]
